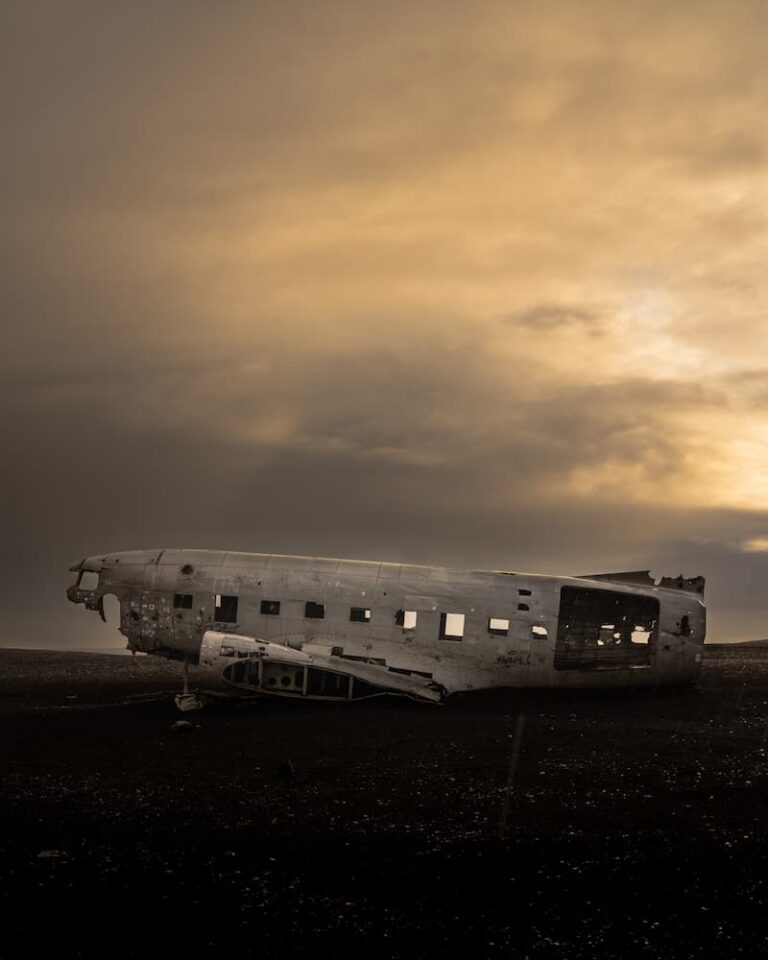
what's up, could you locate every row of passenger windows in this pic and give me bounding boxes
[173,592,544,638]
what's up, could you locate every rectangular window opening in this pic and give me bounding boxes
[350,607,371,623]
[518,589,532,596]
[488,617,510,636]
[215,594,238,623]
[305,601,325,619]
[395,610,418,629]
[260,599,281,616]
[440,612,465,640]
[173,594,193,609]
[554,586,658,671]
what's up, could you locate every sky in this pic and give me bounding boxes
[3,0,767,648]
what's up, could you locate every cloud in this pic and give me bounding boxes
[3,0,768,643]
[742,537,768,553]
[501,304,602,331]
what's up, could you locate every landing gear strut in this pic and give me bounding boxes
[174,659,205,712]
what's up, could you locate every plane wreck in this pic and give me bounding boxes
[67,549,706,708]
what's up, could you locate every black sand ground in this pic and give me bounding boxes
[1,646,767,959]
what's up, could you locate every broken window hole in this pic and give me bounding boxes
[439,612,465,640]
[517,603,530,611]
[215,595,238,623]
[180,564,194,576]
[395,610,418,629]
[350,607,371,623]
[532,625,548,639]
[305,601,325,619]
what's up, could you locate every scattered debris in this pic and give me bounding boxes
[175,692,205,712]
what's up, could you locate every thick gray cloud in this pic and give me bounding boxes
[3,0,768,647]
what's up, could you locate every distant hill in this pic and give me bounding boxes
[706,639,768,649]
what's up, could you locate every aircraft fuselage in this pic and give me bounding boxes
[67,548,706,701]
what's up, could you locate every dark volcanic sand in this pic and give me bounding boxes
[1,648,767,959]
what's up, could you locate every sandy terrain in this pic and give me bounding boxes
[1,646,767,958]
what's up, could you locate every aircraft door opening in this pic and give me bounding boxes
[554,586,658,671]
[101,594,122,643]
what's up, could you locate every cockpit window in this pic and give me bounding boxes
[79,571,99,591]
